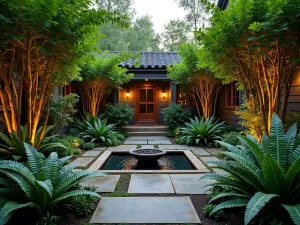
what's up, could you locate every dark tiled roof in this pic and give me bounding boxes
[120,52,181,69]
[217,0,228,10]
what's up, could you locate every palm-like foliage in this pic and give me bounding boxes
[0,143,105,225]
[180,117,225,146]
[80,118,116,144]
[201,113,300,225]
[0,126,66,160]
[70,113,104,135]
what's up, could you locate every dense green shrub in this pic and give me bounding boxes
[48,93,79,133]
[180,117,225,146]
[82,142,96,150]
[80,118,116,146]
[105,103,134,130]
[116,133,125,140]
[65,186,97,217]
[161,103,191,130]
[0,144,105,225]
[0,125,66,160]
[285,111,300,129]
[221,131,241,151]
[166,130,176,138]
[201,113,300,225]
[118,130,129,138]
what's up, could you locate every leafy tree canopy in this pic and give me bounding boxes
[162,19,192,52]
[80,52,138,87]
[99,15,161,51]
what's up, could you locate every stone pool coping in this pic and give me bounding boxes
[88,150,210,173]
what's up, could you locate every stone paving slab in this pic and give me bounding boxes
[128,174,174,193]
[73,157,94,168]
[93,147,106,151]
[140,145,155,149]
[125,136,148,141]
[106,145,137,151]
[124,140,147,145]
[158,144,189,149]
[200,156,227,174]
[81,175,120,193]
[191,148,211,156]
[82,150,101,157]
[147,136,169,140]
[200,156,220,167]
[90,197,201,224]
[148,139,172,145]
[171,174,215,194]
[204,147,222,155]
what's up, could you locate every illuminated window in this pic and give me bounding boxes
[225,82,239,107]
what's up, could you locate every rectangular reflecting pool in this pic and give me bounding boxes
[100,152,197,170]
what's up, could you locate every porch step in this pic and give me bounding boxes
[127,126,167,133]
[126,125,168,136]
[129,131,167,136]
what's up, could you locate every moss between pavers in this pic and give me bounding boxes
[102,174,136,197]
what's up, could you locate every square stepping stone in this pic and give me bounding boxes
[81,175,120,192]
[106,145,137,151]
[124,140,147,145]
[148,139,172,145]
[73,157,94,168]
[171,174,215,194]
[204,147,222,155]
[191,147,211,156]
[126,136,147,141]
[90,197,201,224]
[200,156,220,167]
[93,147,106,151]
[147,136,169,140]
[128,174,174,193]
[82,151,101,157]
[141,145,155,149]
[159,144,189,150]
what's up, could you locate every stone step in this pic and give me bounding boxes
[129,131,166,136]
[127,126,167,132]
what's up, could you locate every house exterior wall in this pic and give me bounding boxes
[119,80,171,125]
[286,68,300,112]
[218,85,241,127]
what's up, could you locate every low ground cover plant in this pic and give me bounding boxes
[201,113,300,225]
[0,144,105,225]
[82,142,96,150]
[179,116,224,146]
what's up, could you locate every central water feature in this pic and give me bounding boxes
[99,152,197,170]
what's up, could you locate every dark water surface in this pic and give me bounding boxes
[100,152,196,170]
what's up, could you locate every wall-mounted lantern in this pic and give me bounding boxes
[162,87,166,99]
[126,88,130,98]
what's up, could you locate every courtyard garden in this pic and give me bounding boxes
[0,0,300,225]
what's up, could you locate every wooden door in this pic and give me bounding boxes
[137,87,156,122]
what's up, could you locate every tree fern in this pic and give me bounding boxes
[210,198,249,216]
[282,204,300,225]
[0,144,105,225]
[205,113,300,224]
[244,192,278,225]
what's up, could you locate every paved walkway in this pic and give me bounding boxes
[124,136,172,145]
[73,137,223,224]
